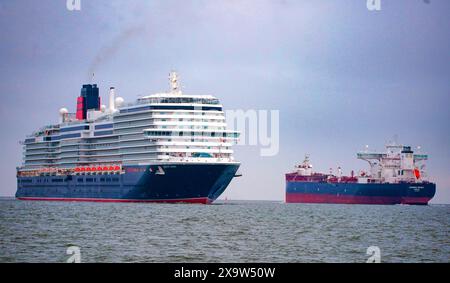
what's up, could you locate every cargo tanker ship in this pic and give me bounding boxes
[16,72,240,204]
[286,143,436,205]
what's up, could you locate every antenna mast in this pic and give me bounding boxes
[169,71,182,94]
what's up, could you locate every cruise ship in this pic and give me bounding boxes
[286,143,436,205]
[16,72,240,204]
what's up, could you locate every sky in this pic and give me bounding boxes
[0,0,449,203]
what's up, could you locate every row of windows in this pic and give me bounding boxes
[60,125,89,133]
[19,178,64,183]
[138,97,220,105]
[114,117,224,127]
[145,131,239,138]
[120,105,222,114]
[20,177,120,183]
[45,133,81,141]
[78,177,119,182]
[95,124,114,130]
[25,142,59,149]
[94,130,114,137]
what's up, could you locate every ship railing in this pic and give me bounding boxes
[59,120,88,127]
[122,98,222,109]
[357,153,387,159]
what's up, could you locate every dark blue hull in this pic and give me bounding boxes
[286,182,436,205]
[16,163,240,204]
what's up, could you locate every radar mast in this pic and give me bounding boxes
[169,71,182,95]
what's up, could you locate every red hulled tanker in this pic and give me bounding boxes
[286,143,436,205]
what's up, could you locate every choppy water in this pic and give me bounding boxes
[0,198,448,263]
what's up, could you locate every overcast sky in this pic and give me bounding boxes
[0,0,449,203]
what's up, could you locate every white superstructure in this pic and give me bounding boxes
[20,72,240,174]
[357,143,429,184]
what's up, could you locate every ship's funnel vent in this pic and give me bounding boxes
[109,87,116,112]
[76,84,100,120]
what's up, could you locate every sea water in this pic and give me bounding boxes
[0,198,448,263]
